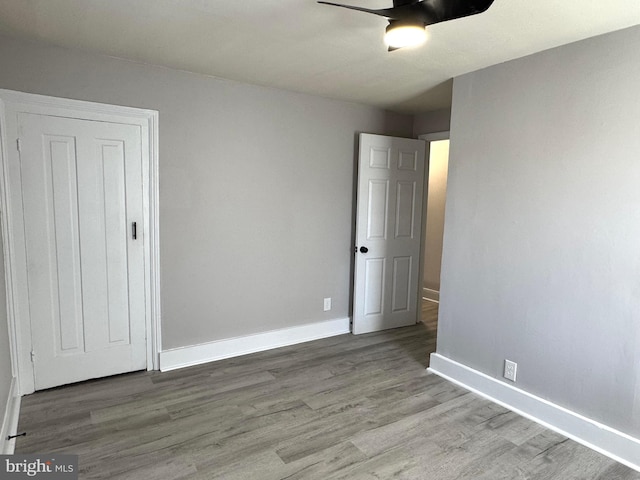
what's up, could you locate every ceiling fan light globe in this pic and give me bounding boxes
[384,24,427,49]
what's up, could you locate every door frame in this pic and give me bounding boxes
[417,131,449,320]
[0,89,161,395]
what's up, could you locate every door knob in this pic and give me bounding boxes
[359,246,368,253]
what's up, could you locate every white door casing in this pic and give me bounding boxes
[353,133,426,334]
[19,113,146,390]
[0,90,160,395]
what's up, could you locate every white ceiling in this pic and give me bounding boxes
[0,0,639,113]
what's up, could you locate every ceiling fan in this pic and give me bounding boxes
[318,0,495,50]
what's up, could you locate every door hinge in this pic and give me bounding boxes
[16,138,21,153]
[30,350,35,363]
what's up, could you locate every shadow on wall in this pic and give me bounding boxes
[394,80,453,115]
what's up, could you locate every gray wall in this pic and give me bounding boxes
[413,108,451,137]
[0,35,413,350]
[438,25,640,437]
[0,228,11,419]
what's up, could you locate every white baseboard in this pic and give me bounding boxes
[428,353,640,472]
[160,317,351,372]
[422,288,439,303]
[1,377,21,454]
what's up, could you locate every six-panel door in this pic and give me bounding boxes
[353,133,426,334]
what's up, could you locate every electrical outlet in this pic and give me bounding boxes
[323,297,332,312]
[504,360,517,382]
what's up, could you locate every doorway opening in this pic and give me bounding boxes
[418,132,450,338]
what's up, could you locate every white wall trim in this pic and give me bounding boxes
[160,317,351,372]
[418,131,450,142]
[0,98,21,392]
[0,89,161,394]
[428,353,640,472]
[422,287,439,303]
[0,377,21,454]
[145,105,162,372]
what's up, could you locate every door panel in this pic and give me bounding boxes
[353,133,425,334]
[369,146,391,169]
[391,256,412,313]
[100,142,130,345]
[47,135,85,355]
[79,138,131,351]
[19,113,146,390]
[398,150,418,171]
[364,257,385,316]
[367,180,389,240]
[395,180,416,238]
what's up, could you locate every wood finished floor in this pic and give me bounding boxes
[15,302,639,479]
[421,298,438,333]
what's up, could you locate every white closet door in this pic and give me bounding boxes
[19,112,146,390]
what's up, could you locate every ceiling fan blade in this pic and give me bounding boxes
[419,0,495,24]
[318,0,496,24]
[319,0,496,53]
[317,1,394,18]
[392,0,421,6]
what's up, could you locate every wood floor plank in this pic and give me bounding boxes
[275,441,368,480]
[14,309,640,479]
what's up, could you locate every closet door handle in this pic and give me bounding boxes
[132,222,137,240]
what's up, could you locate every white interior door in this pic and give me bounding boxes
[19,112,146,390]
[353,133,426,334]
